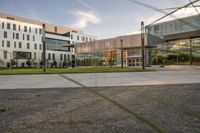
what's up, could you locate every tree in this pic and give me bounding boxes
[108,57,115,67]
[11,59,18,67]
[53,60,57,68]
[63,59,70,68]
[26,59,33,67]
[0,58,4,69]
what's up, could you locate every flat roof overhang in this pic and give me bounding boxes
[164,30,200,41]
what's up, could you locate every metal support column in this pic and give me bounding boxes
[121,39,124,68]
[42,24,46,72]
[189,38,193,65]
[141,21,145,70]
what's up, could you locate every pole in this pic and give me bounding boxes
[42,24,46,72]
[121,39,124,68]
[189,38,193,65]
[10,53,12,70]
[141,21,145,70]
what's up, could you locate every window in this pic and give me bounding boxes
[71,35,73,39]
[39,44,42,50]
[54,27,57,33]
[18,42,22,48]
[7,23,10,29]
[82,37,85,41]
[34,52,36,60]
[86,38,88,42]
[2,22,4,29]
[7,41,10,47]
[165,24,168,33]
[180,23,183,30]
[33,36,35,41]
[29,27,31,33]
[52,53,55,60]
[27,34,30,41]
[4,31,7,38]
[154,25,159,34]
[24,26,27,32]
[14,42,16,48]
[60,54,63,60]
[64,54,67,60]
[2,40,4,47]
[35,28,38,34]
[13,24,16,30]
[170,24,173,31]
[13,33,15,39]
[3,51,7,59]
[39,29,42,34]
[48,53,51,60]
[13,52,31,59]
[23,34,25,40]
[77,36,79,41]
[19,25,21,31]
[34,43,37,50]
[27,43,30,49]
[16,33,19,40]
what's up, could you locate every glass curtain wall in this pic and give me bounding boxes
[76,49,121,67]
[151,38,200,65]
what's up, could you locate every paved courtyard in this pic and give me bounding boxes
[0,66,200,133]
[0,84,200,133]
[0,65,200,89]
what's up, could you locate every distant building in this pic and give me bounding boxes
[147,15,200,41]
[147,15,200,65]
[0,12,96,68]
[74,15,200,67]
[75,34,164,67]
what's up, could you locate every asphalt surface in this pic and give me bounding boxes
[0,83,200,133]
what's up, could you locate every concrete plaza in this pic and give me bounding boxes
[0,65,200,89]
[0,65,200,133]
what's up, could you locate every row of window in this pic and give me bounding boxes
[150,22,185,35]
[71,34,94,42]
[3,31,39,42]
[1,40,42,50]
[1,22,42,34]
[3,50,72,61]
[48,53,70,61]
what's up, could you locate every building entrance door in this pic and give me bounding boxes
[128,58,141,67]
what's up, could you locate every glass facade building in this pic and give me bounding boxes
[46,38,70,52]
[147,15,200,38]
[151,38,200,65]
[75,34,164,67]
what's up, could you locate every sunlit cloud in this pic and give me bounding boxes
[28,9,52,23]
[144,7,200,25]
[77,0,102,16]
[70,10,102,29]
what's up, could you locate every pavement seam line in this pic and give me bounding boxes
[59,74,165,133]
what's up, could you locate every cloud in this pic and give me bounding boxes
[77,0,102,16]
[70,10,102,29]
[28,8,52,23]
[125,5,200,35]
[144,7,200,25]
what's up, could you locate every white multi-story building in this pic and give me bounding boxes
[0,12,96,68]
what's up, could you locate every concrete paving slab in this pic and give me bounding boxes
[0,66,200,89]
[65,70,200,87]
[0,75,80,89]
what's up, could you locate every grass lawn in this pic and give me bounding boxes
[0,67,149,75]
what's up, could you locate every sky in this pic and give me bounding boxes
[0,0,200,39]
